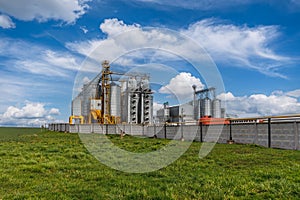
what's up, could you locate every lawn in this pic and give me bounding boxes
[0,128,299,199]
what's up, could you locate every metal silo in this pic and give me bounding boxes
[72,96,82,116]
[201,97,212,117]
[212,99,221,118]
[110,82,121,117]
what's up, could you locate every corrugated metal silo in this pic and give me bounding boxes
[72,96,82,116]
[212,99,221,118]
[201,97,212,117]
[110,82,121,117]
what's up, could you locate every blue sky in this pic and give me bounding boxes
[0,0,300,126]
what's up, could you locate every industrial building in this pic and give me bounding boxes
[70,61,153,125]
[156,86,225,124]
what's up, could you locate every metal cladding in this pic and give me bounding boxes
[157,102,194,123]
[212,99,221,118]
[110,82,121,117]
[122,76,153,124]
[156,86,225,124]
[72,96,82,116]
[73,80,98,122]
[201,97,212,117]
[129,92,139,123]
[195,99,201,119]
[192,87,226,120]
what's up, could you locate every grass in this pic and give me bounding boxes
[0,127,41,141]
[0,128,299,199]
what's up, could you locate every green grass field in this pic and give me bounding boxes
[0,128,299,199]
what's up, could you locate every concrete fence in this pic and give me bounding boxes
[48,120,300,150]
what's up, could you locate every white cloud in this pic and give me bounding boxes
[67,18,186,62]
[218,91,300,117]
[159,72,204,102]
[100,18,140,37]
[286,89,300,98]
[0,37,81,77]
[67,18,291,79]
[181,18,290,78]
[0,0,90,24]
[49,108,60,115]
[0,14,15,29]
[80,26,88,34]
[0,102,61,126]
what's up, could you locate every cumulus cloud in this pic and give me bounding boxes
[67,18,179,63]
[182,18,290,78]
[286,89,300,98]
[0,14,15,29]
[100,18,140,36]
[49,108,60,115]
[0,102,61,126]
[67,18,291,78]
[218,91,300,117]
[159,72,204,101]
[0,0,90,24]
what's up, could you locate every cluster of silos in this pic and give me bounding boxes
[72,76,153,124]
[193,87,223,119]
[195,97,222,119]
[121,76,153,124]
[71,80,98,123]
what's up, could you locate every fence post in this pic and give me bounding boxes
[268,118,271,148]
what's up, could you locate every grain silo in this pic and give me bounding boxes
[212,99,221,118]
[201,97,212,117]
[110,82,121,117]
